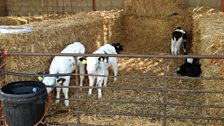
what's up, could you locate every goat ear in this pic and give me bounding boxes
[38,76,43,81]
[57,78,66,84]
[79,57,87,64]
[98,57,105,62]
[176,27,182,29]
[112,43,124,53]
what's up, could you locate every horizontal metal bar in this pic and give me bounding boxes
[167,102,224,109]
[72,111,224,121]
[1,76,223,94]
[35,85,224,94]
[167,115,224,121]
[66,98,162,105]
[4,71,224,80]
[168,89,224,94]
[74,110,163,118]
[46,123,106,126]
[6,52,224,59]
[56,98,224,109]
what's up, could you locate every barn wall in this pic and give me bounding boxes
[0,0,221,16]
[5,0,124,16]
[185,0,220,9]
[0,0,7,16]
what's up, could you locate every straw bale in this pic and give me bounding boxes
[0,17,21,25]
[124,0,185,17]
[0,10,123,82]
[192,8,224,77]
[191,7,224,122]
[0,14,73,25]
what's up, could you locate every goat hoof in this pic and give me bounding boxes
[55,100,60,104]
[98,95,102,99]
[64,100,69,107]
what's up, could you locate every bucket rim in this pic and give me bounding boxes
[0,81,47,103]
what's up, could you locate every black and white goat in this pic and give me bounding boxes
[176,58,201,77]
[39,42,85,107]
[80,43,123,98]
[171,27,187,55]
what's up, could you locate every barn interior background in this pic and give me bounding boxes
[0,0,221,16]
[0,0,224,126]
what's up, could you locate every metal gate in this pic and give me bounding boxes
[0,50,224,125]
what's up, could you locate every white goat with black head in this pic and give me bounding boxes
[171,27,187,55]
[39,42,85,107]
[80,43,123,98]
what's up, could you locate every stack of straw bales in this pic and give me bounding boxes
[192,7,224,80]
[122,0,192,54]
[0,10,123,82]
[121,1,206,125]
[192,7,224,121]
[124,0,184,17]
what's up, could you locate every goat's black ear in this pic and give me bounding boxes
[79,57,87,64]
[193,58,199,63]
[98,57,105,62]
[57,78,66,84]
[176,27,182,29]
[112,43,124,53]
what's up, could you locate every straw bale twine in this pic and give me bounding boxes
[192,7,224,122]
[0,10,123,82]
[124,0,184,17]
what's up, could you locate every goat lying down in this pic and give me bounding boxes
[177,58,202,77]
[39,42,85,107]
[80,43,123,98]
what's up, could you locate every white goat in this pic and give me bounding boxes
[40,42,85,107]
[171,27,187,55]
[80,43,123,98]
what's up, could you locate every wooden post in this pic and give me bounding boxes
[221,0,224,12]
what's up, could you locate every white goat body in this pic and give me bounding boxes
[171,28,187,55]
[86,44,119,98]
[42,42,85,107]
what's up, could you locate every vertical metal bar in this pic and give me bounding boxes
[221,0,224,12]
[51,0,54,13]
[62,0,65,13]
[110,0,112,10]
[0,50,6,125]
[56,0,59,13]
[41,0,44,15]
[70,0,73,13]
[75,64,81,124]
[162,59,168,126]
[92,0,96,11]
[0,49,5,85]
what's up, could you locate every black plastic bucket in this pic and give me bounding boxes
[0,81,48,126]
